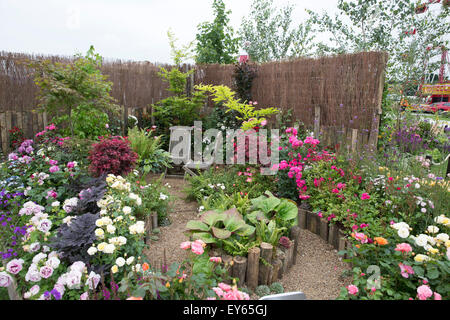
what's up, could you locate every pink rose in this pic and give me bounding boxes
[209,257,222,263]
[0,272,12,287]
[180,241,191,250]
[395,243,412,253]
[218,282,231,292]
[417,285,433,300]
[49,159,58,166]
[361,193,371,200]
[39,266,54,279]
[67,162,75,169]
[191,242,204,255]
[398,263,414,278]
[49,165,60,173]
[6,259,24,275]
[347,284,359,295]
[434,292,442,300]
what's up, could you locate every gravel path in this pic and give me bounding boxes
[144,176,350,300]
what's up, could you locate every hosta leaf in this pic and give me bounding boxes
[236,224,255,237]
[192,232,217,244]
[186,220,210,232]
[276,199,298,221]
[201,210,225,226]
[251,193,281,214]
[211,227,232,239]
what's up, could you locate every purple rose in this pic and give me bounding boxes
[0,272,12,287]
[6,259,24,275]
[40,266,54,279]
[37,219,52,233]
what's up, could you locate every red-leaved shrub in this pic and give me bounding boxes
[88,136,138,177]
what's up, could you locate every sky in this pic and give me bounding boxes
[0,0,340,63]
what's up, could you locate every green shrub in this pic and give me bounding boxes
[255,285,270,297]
[270,282,284,294]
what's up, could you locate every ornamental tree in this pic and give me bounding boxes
[29,46,120,138]
[195,0,240,64]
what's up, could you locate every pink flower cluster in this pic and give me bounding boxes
[398,263,414,278]
[210,282,250,300]
[394,243,412,253]
[180,239,206,255]
[347,284,358,295]
[417,284,441,300]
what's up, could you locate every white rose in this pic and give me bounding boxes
[436,233,449,242]
[397,227,410,239]
[104,244,116,254]
[87,247,97,256]
[116,257,126,267]
[106,225,116,234]
[415,234,429,247]
[427,226,439,234]
[123,206,132,215]
[51,201,60,207]
[126,257,135,265]
[95,228,104,238]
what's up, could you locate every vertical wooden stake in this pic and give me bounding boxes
[231,256,247,286]
[328,224,338,249]
[314,106,321,138]
[289,226,301,265]
[287,240,295,269]
[276,249,286,279]
[298,208,307,229]
[338,229,347,253]
[246,247,260,290]
[258,242,273,286]
[270,259,282,284]
[222,255,233,284]
[319,218,329,242]
[151,212,158,229]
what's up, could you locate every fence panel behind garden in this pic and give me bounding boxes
[0,51,387,155]
[194,51,388,155]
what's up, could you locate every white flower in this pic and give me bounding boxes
[116,257,126,267]
[414,183,420,189]
[397,227,410,239]
[51,201,60,207]
[427,226,439,234]
[106,224,116,234]
[104,244,116,254]
[87,247,97,256]
[85,272,100,290]
[198,206,205,212]
[65,271,82,289]
[415,234,429,247]
[95,219,104,227]
[95,228,105,238]
[46,257,60,269]
[421,208,427,213]
[159,193,168,200]
[436,233,449,243]
[126,257,135,265]
[123,206,132,215]
[32,253,47,264]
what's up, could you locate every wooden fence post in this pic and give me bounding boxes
[258,242,273,286]
[246,247,260,290]
[314,106,321,138]
[289,226,301,265]
[319,218,329,242]
[232,256,247,286]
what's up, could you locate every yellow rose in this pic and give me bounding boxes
[427,247,439,254]
[111,265,119,274]
[414,254,429,263]
[445,240,450,248]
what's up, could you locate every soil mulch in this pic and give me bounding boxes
[144,175,351,300]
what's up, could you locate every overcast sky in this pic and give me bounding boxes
[0,0,340,63]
